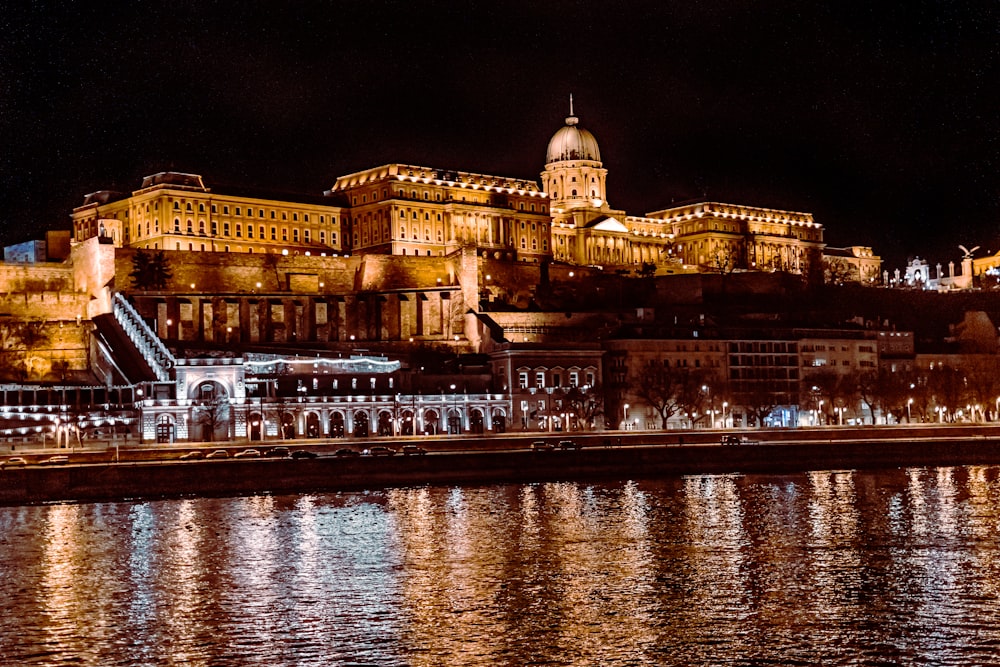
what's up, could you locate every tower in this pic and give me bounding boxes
[540,97,609,214]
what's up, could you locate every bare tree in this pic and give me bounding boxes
[195,397,230,442]
[963,358,1000,421]
[633,362,684,429]
[564,384,605,431]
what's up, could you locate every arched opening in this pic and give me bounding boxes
[353,411,369,438]
[400,409,415,435]
[470,408,485,435]
[305,412,320,438]
[329,412,345,438]
[491,410,506,433]
[447,408,462,435]
[249,412,263,441]
[422,409,439,435]
[377,411,393,436]
[155,415,175,444]
[281,412,296,439]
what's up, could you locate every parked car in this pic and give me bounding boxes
[265,446,290,458]
[363,446,396,457]
[334,448,361,457]
[290,450,318,459]
[234,449,261,458]
[557,440,580,450]
[179,450,205,460]
[205,449,229,459]
[401,445,427,456]
[39,455,70,465]
[530,441,554,451]
[0,457,28,468]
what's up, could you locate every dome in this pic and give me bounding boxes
[545,115,601,164]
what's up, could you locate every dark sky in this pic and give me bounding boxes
[3,1,998,269]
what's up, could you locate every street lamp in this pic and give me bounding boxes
[722,401,728,429]
[136,387,144,444]
[702,385,712,428]
[623,403,630,430]
[907,398,913,423]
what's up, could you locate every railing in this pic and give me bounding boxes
[112,293,175,382]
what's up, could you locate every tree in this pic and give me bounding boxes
[873,367,917,423]
[632,361,705,429]
[963,357,1000,421]
[741,383,781,428]
[130,249,172,290]
[824,257,856,285]
[195,397,230,442]
[564,384,605,430]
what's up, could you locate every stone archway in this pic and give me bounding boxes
[329,412,345,438]
[422,409,439,435]
[281,412,296,439]
[377,410,394,436]
[491,409,506,433]
[470,408,485,434]
[353,411,370,438]
[400,409,415,435]
[305,412,320,438]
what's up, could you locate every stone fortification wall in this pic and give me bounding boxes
[356,254,464,292]
[0,257,91,320]
[24,323,92,381]
[114,249,363,294]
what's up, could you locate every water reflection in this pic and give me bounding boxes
[3,467,1000,665]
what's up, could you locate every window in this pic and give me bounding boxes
[535,372,545,388]
[236,224,242,238]
[246,209,252,218]
[569,372,579,387]
[519,372,529,389]
[247,225,253,238]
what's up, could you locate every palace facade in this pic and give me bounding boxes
[71,107,877,278]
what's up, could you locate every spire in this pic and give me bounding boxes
[566,93,578,126]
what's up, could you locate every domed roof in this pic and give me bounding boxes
[545,114,601,164]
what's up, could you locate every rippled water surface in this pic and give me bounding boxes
[3,466,1000,665]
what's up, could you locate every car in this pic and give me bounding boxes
[290,450,318,459]
[39,455,70,465]
[0,457,28,468]
[557,440,580,450]
[205,449,229,459]
[401,444,427,456]
[334,448,361,457]
[363,446,396,457]
[233,449,261,458]
[179,450,205,460]
[265,446,290,458]
[530,441,554,451]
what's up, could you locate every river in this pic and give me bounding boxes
[2,465,1000,666]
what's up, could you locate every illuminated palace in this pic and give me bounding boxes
[72,107,871,277]
[15,106,885,443]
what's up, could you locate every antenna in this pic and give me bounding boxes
[569,93,574,116]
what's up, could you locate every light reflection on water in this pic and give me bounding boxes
[3,467,1000,665]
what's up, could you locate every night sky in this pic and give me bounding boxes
[3,1,998,269]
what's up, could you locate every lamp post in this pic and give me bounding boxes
[722,401,728,429]
[449,384,459,435]
[623,403,629,430]
[818,400,824,426]
[702,385,712,429]
[907,398,913,423]
[136,387,144,444]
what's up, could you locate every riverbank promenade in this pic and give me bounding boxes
[2,424,999,506]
